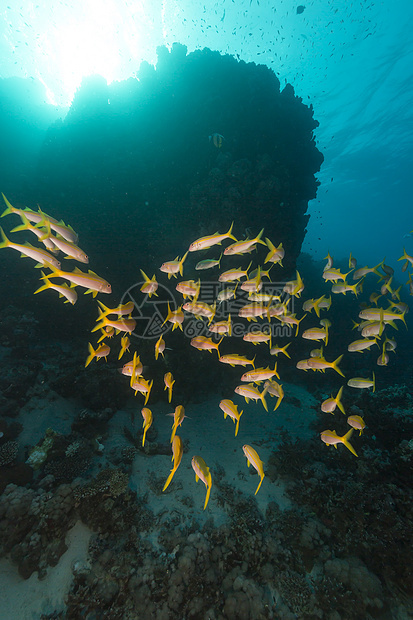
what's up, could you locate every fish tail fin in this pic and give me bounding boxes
[252,355,256,369]
[85,342,96,368]
[10,212,32,233]
[227,314,232,336]
[274,394,283,411]
[261,388,268,412]
[142,427,147,447]
[246,261,252,275]
[256,228,266,246]
[97,300,111,316]
[336,386,346,414]
[342,429,358,457]
[283,342,291,359]
[332,354,344,377]
[0,226,10,249]
[170,425,176,443]
[227,221,237,241]
[179,251,188,275]
[140,269,150,283]
[272,361,280,379]
[264,237,276,263]
[33,274,52,295]
[235,412,242,437]
[162,468,176,492]
[144,380,153,406]
[203,477,212,510]
[162,303,173,326]
[255,474,265,495]
[1,194,15,218]
[216,336,223,358]
[372,371,376,393]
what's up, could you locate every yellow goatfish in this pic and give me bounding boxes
[188,222,236,251]
[235,383,268,411]
[97,300,134,317]
[160,252,188,278]
[162,435,183,491]
[347,373,375,392]
[34,271,78,305]
[270,343,291,358]
[263,379,284,411]
[219,399,243,436]
[320,429,358,457]
[347,338,377,353]
[307,354,344,377]
[119,353,143,378]
[131,376,153,404]
[398,249,413,272]
[243,331,271,346]
[176,279,200,300]
[92,313,136,334]
[242,445,265,495]
[302,296,326,318]
[42,265,111,296]
[191,455,212,510]
[241,363,279,383]
[322,267,352,282]
[218,262,251,282]
[162,303,184,331]
[118,335,130,360]
[264,238,284,265]
[169,405,186,442]
[183,300,216,323]
[140,270,159,297]
[37,219,88,263]
[219,353,255,368]
[274,312,306,337]
[164,372,175,403]
[0,227,61,269]
[195,256,222,270]
[155,335,165,360]
[190,336,223,357]
[302,326,329,345]
[321,386,346,414]
[85,342,110,367]
[141,407,153,447]
[347,415,366,435]
[208,315,232,336]
[1,193,78,243]
[224,228,266,255]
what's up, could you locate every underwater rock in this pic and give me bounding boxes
[34,45,323,286]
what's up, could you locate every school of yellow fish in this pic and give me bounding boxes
[1,193,411,509]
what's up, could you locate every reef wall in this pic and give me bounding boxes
[34,43,323,290]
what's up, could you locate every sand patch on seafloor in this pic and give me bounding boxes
[0,520,91,619]
[111,381,319,528]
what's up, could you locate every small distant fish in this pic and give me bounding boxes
[209,133,225,148]
[296,5,305,14]
[219,353,255,368]
[195,256,222,270]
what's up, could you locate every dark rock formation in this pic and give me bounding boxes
[33,44,323,291]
